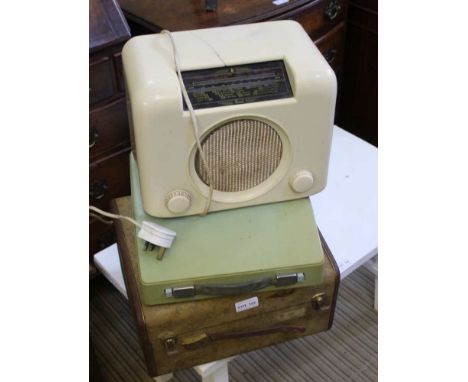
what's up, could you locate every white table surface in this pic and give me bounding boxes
[94,244,127,298]
[310,126,378,278]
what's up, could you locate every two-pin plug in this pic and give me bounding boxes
[138,221,176,260]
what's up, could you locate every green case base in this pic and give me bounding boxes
[130,153,324,305]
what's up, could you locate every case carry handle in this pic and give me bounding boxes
[180,325,306,350]
[164,273,305,298]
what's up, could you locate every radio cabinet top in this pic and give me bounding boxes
[123,21,336,218]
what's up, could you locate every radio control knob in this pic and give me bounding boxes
[290,171,314,193]
[166,190,192,214]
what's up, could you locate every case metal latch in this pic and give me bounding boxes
[158,331,179,355]
[165,286,195,298]
[274,273,305,286]
[312,292,331,311]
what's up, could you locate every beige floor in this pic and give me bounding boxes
[90,267,378,381]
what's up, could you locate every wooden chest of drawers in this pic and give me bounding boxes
[89,0,131,262]
[120,0,348,116]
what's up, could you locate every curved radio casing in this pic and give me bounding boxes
[122,20,337,218]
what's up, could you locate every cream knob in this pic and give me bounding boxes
[166,190,192,214]
[290,171,314,193]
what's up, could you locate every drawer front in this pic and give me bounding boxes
[89,149,131,212]
[273,0,347,40]
[315,22,346,71]
[90,97,129,160]
[89,55,116,105]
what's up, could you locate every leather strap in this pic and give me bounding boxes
[181,325,306,350]
[210,325,306,341]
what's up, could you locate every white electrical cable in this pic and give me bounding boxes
[89,212,114,225]
[89,206,176,249]
[161,29,214,216]
[89,205,141,228]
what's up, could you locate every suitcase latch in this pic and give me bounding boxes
[158,332,179,355]
[274,273,305,286]
[312,292,331,311]
[164,338,178,354]
[165,286,195,298]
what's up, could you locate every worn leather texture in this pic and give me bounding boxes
[112,196,340,377]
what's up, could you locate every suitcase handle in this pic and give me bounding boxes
[180,325,306,350]
[165,273,305,298]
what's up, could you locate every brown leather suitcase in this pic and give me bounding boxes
[112,196,340,377]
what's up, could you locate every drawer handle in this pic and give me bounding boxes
[89,126,99,148]
[324,0,342,21]
[324,48,337,64]
[89,180,108,200]
[205,0,218,11]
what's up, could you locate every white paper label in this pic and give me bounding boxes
[235,296,259,313]
[273,0,289,5]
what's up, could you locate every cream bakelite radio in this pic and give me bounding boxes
[122,20,336,218]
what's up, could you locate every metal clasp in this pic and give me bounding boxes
[158,331,179,355]
[312,292,331,311]
[165,285,195,298]
[275,272,305,286]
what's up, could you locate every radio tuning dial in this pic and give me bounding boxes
[290,171,314,193]
[166,190,192,214]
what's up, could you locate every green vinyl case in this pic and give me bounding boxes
[130,153,324,305]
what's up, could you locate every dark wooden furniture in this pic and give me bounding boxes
[118,0,349,119]
[89,0,131,262]
[337,0,377,145]
[112,196,339,377]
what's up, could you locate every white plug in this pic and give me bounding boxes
[138,221,176,261]
[138,221,176,250]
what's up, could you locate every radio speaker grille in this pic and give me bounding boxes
[195,119,283,192]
